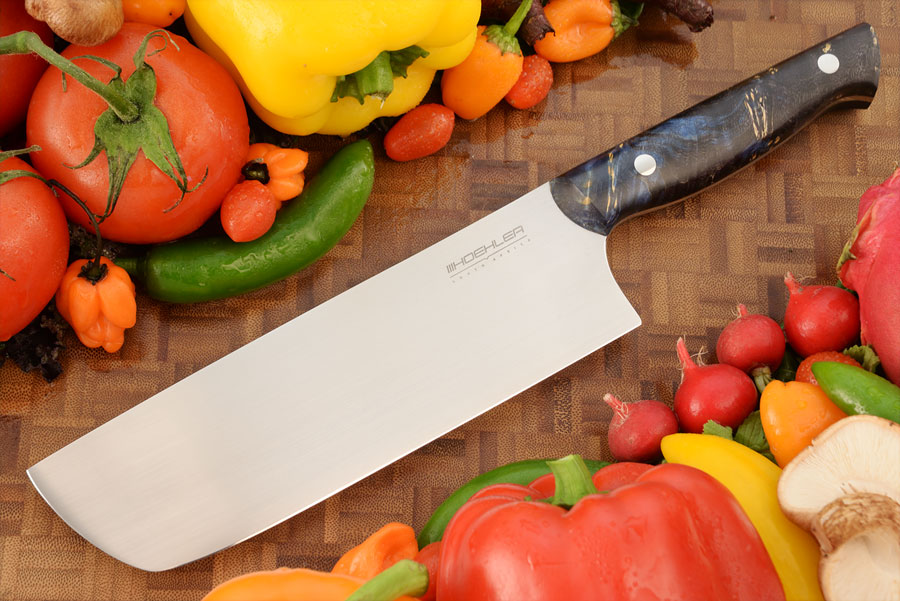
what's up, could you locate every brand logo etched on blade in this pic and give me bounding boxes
[446,225,530,281]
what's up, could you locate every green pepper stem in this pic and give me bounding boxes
[344,560,428,601]
[354,51,394,100]
[547,454,599,507]
[484,0,532,55]
[114,256,140,280]
[503,0,533,37]
[0,31,139,123]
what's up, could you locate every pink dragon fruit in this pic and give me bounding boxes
[838,168,900,385]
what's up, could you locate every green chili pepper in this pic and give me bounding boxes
[117,140,374,303]
[812,361,900,423]
[417,457,609,547]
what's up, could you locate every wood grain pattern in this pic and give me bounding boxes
[2,1,899,599]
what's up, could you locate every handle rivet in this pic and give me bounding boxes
[818,53,839,74]
[634,153,657,176]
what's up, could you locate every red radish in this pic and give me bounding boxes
[839,167,900,385]
[783,272,860,357]
[673,337,758,434]
[716,303,785,390]
[602,393,678,462]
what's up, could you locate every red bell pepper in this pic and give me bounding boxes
[437,455,784,601]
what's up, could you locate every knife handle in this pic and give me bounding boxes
[550,23,880,236]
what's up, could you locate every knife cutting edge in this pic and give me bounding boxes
[27,23,879,571]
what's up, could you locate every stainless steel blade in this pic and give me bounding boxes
[27,183,639,571]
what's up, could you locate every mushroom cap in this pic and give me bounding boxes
[814,493,900,601]
[26,0,124,47]
[777,415,900,530]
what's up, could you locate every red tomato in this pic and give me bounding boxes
[220,180,279,243]
[383,104,454,162]
[27,22,249,244]
[0,0,54,137]
[504,54,554,110]
[0,157,69,341]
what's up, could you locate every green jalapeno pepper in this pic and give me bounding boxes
[117,140,374,303]
[812,361,900,423]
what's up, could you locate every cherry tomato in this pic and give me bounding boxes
[0,0,54,137]
[383,104,455,162]
[505,54,554,110]
[220,180,279,243]
[795,351,861,386]
[27,22,249,244]
[122,0,186,27]
[0,157,69,341]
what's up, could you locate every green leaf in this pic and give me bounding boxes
[69,30,202,219]
[774,345,802,382]
[613,1,643,37]
[844,345,881,373]
[704,415,776,463]
[702,420,734,440]
[389,45,429,78]
[332,46,429,104]
[735,411,776,463]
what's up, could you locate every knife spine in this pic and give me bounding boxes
[549,22,880,236]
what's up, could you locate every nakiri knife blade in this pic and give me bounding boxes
[27,23,880,572]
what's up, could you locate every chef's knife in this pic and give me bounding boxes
[27,23,879,571]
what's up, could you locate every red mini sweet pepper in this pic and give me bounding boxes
[436,455,785,601]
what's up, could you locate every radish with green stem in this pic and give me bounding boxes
[674,337,758,434]
[603,393,678,462]
[783,272,860,358]
[716,303,786,393]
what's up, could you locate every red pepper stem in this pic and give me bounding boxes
[0,31,139,123]
[547,455,599,507]
[344,560,428,601]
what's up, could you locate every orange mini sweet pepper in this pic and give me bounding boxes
[332,522,419,580]
[534,0,636,63]
[760,380,847,467]
[441,0,532,120]
[202,560,427,601]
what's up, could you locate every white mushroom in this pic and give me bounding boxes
[777,415,900,530]
[26,0,123,47]
[812,493,900,601]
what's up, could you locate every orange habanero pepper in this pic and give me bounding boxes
[57,256,137,353]
[441,0,532,120]
[760,380,847,467]
[243,143,309,202]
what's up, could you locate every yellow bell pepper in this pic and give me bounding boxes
[184,0,480,136]
[661,433,824,601]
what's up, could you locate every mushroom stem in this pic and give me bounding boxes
[813,493,900,601]
[25,0,123,47]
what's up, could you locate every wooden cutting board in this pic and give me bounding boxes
[2,1,898,599]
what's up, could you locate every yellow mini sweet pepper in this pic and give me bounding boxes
[184,0,480,136]
[661,433,824,601]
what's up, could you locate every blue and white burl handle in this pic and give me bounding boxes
[550,23,880,235]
